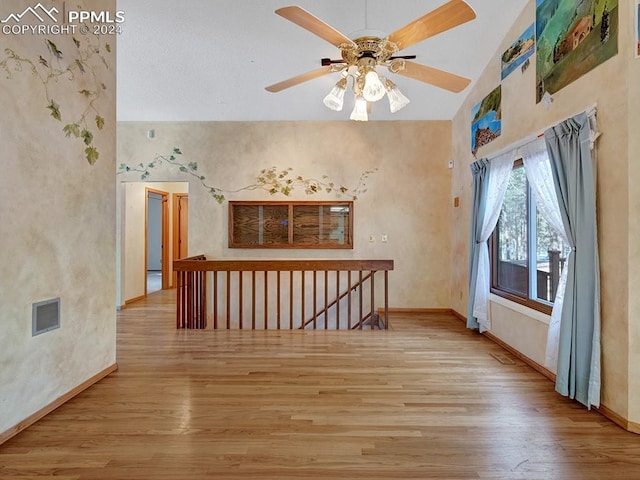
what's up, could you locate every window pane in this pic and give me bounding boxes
[496,167,528,297]
[292,204,351,246]
[232,205,289,245]
[534,208,571,303]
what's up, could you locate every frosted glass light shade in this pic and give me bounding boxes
[387,84,410,113]
[323,79,347,111]
[362,70,385,102]
[350,96,368,121]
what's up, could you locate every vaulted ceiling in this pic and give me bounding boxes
[116,0,528,121]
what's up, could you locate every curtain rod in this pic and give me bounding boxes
[485,103,598,161]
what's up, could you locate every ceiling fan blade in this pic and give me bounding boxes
[275,6,355,48]
[386,0,476,52]
[265,66,334,93]
[395,61,470,93]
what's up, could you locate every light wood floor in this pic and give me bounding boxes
[2,289,640,479]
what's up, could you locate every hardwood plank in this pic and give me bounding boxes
[1,291,640,480]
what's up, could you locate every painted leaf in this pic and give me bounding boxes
[79,89,92,97]
[47,100,61,121]
[80,129,93,145]
[73,37,80,48]
[105,43,111,53]
[85,146,99,165]
[75,59,85,73]
[38,55,48,67]
[63,123,80,138]
[46,40,63,59]
[173,147,182,155]
[95,115,104,130]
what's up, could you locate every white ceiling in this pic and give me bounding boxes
[116,0,528,121]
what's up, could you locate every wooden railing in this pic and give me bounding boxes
[175,255,207,329]
[173,257,394,330]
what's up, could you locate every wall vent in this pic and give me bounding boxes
[32,298,60,336]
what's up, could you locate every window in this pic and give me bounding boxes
[490,160,570,314]
[228,201,353,249]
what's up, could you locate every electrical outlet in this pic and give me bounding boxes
[381,234,388,243]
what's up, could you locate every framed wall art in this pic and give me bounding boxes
[536,0,618,102]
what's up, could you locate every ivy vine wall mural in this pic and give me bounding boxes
[1,34,112,164]
[118,147,376,204]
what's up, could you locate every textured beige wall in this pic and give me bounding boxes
[121,182,188,303]
[0,0,116,433]
[450,1,633,421]
[490,297,550,367]
[626,0,640,425]
[118,121,452,309]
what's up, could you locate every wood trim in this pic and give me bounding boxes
[146,188,170,294]
[124,294,146,305]
[0,363,118,445]
[384,308,453,314]
[595,404,633,432]
[490,288,553,315]
[482,330,556,382]
[174,258,394,272]
[595,405,640,434]
[161,193,169,290]
[172,193,188,288]
[228,200,354,249]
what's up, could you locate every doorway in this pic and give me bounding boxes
[146,188,169,295]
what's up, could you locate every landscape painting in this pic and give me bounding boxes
[502,23,536,79]
[471,85,501,156]
[536,0,618,102]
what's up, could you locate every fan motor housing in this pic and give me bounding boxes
[341,36,397,66]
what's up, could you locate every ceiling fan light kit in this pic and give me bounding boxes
[322,77,347,111]
[385,79,411,113]
[266,0,477,121]
[350,95,369,122]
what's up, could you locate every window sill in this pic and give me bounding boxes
[489,293,551,326]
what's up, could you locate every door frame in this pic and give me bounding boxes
[145,188,169,294]
[172,193,188,288]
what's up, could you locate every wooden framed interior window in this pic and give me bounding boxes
[229,201,353,249]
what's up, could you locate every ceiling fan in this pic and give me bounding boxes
[265,0,477,119]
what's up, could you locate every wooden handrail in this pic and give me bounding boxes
[173,256,393,330]
[174,259,394,272]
